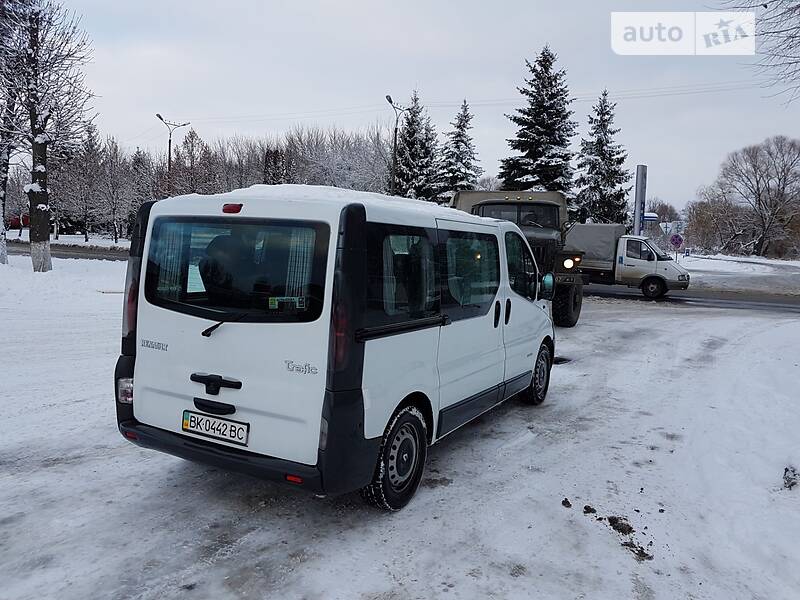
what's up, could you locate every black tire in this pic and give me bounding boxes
[641,277,666,299]
[552,281,583,327]
[520,343,552,405]
[360,406,428,511]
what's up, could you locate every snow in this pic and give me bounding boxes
[23,183,43,194]
[11,229,130,250]
[2,257,800,599]
[681,254,800,295]
[696,253,800,269]
[164,183,488,225]
[34,165,46,173]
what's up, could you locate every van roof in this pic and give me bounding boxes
[157,184,496,227]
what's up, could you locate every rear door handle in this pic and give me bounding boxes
[194,397,236,415]
[493,300,501,328]
[190,373,242,396]
[505,299,511,325]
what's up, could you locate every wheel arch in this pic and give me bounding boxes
[542,335,555,360]
[393,392,435,445]
[640,274,668,287]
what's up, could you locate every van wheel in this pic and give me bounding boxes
[641,278,666,299]
[521,343,552,406]
[552,282,582,327]
[360,406,428,511]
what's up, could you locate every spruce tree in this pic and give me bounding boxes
[499,46,576,194]
[441,100,482,195]
[574,90,631,223]
[394,90,440,200]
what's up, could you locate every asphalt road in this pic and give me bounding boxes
[584,283,800,315]
[7,240,128,261]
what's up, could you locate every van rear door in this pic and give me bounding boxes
[133,214,333,466]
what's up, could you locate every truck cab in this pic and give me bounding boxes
[615,235,690,297]
[450,191,585,327]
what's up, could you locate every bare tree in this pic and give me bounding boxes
[0,0,92,271]
[718,136,800,255]
[686,183,751,253]
[476,175,502,191]
[0,0,31,264]
[721,1,800,96]
[647,197,679,222]
[98,136,129,243]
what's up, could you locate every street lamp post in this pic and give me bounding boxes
[386,95,407,197]
[156,113,190,194]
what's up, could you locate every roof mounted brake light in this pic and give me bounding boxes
[222,203,243,214]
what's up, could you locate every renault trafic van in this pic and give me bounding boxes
[114,185,557,510]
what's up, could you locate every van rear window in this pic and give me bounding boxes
[144,217,330,322]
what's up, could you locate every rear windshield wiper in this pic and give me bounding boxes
[201,311,249,337]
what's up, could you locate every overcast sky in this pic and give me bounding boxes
[69,0,799,208]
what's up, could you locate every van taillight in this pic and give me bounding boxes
[332,303,349,369]
[122,257,141,340]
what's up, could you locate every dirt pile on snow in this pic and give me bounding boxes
[785,466,799,490]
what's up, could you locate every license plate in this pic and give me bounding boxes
[181,410,249,447]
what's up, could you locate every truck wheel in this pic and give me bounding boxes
[641,277,666,299]
[552,282,583,327]
[521,343,552,405]
[360,406,428,511]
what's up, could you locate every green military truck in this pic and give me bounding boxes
[451,190,585,327]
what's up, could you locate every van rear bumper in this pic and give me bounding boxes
[118,420,325,492]
[116,354,381,496]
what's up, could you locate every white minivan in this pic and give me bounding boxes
[114,185,557,510]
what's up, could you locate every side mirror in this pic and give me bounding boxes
[646,253,655,262]
[539,272,555,301]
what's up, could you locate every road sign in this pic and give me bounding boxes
[670,233,684,249]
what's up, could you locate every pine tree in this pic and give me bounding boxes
[499,46,576,194]
[574,90,631,223]
[394,91,440,200]
[441,100,482,196]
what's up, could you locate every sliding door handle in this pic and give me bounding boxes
[493,300,501,328]
[505,299,511,325]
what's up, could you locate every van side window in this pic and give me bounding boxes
[504,231,537,300]
[439,229,500,321]
[364,223,439,327]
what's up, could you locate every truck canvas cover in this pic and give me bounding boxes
[566,223,627,271]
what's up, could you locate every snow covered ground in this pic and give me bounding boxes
[681,254,800,296]
[698,253,800,269]
[7,229,130,250]
[2,256,800,600]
